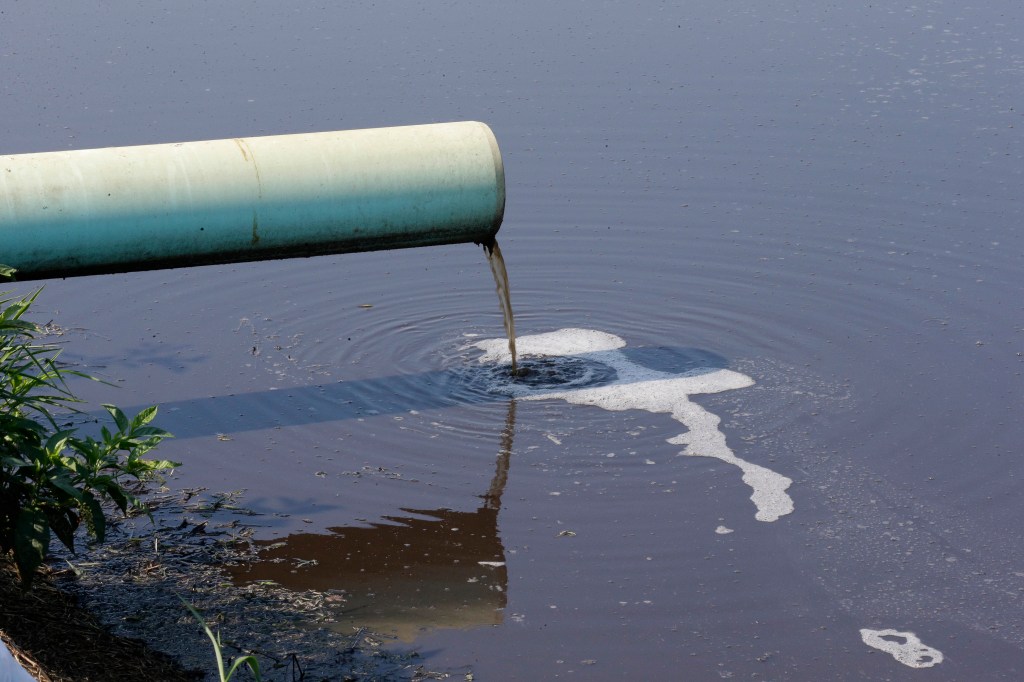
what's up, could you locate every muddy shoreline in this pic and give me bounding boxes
[30,486,452,681]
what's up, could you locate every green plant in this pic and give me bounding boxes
[0,283,178,585]
[182,599,263,682]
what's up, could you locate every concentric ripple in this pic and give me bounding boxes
[454,351,620,398]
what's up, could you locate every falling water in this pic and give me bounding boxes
[482,239,517,375]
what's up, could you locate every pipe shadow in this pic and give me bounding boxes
[85,344,729,439]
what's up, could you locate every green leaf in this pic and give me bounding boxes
[14,506,50,585]
[128,425,171,439]
[48,474,84,500]
[1,415,47,441]
[131,405,159,429]
[81,491,106,544]
[46,508,78,553]
[45,429,75,456]
[146,459,181,471]
[101,480,130,515]
[0,264,16,278]
[1,455,34,469]
[225,655,263,681]
[104,404,130,432]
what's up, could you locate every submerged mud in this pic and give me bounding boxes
[46,488,450,681]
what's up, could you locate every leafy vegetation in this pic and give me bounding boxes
[0,282,177,585]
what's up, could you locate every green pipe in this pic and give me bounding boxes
[0,121,505,280]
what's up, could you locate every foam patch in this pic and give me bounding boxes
[474,329,794,522]
[860,628,944,668]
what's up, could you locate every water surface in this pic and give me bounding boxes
[3,1,1023,679]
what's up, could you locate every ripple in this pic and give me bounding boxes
[453,353,620,398]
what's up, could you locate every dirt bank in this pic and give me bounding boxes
[1,487,450,682]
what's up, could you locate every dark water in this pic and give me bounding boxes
[3,1,1023,679]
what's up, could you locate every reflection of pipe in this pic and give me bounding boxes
[0,121,504,280]
[482,399,515,510]
[229,504,508,641]
[227,398,518,641]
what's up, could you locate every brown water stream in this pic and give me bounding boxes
[482,239,517,375]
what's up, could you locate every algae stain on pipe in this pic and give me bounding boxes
[474,329,795,523]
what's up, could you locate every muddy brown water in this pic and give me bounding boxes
[4,1,1024,679]
[483,239,518,374]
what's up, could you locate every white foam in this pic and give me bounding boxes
[474,329,794,522]
[859,628,944,668]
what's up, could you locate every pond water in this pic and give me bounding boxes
[4,1,1023,679]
